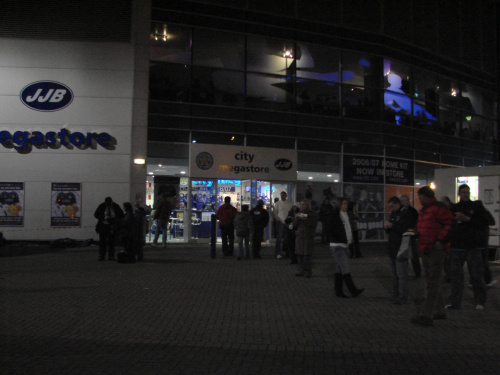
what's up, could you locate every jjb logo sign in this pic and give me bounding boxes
[20,81,74,111]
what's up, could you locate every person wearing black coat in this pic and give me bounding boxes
[446,184,493,310]
[250,200,270,259]
[284,205,300,264]
[94,197,124,261]
[385,196,413,304]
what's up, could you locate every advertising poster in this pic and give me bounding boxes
[343,155,384,184]
[358,213,386,241]
[384,186,415,212]
[343,184,385,212]
[296,181,341,210]
[51,183,81,227]
[0,182,24,226]
[385,158,414,185]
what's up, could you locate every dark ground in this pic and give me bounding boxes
[1,241,499,374]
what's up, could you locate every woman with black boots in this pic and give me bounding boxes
[326,198,364,298]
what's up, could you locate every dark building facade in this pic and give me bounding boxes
[146,0,498,241]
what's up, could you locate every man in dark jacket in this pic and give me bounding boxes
[153,194,174,247]
[216,196,237,256]
[446,184,492,311]
[385,196,413,304]
[250,200,270,259]
[94,197,124,261]
[411,186,454,326]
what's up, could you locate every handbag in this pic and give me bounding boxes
[396,235,411,259]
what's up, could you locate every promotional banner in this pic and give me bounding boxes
[190,144,297,181]
[343,155,384,183]
[343,184,385,213]
[385,158,414,185]
[0,182,24,226]
[51,183,81,227]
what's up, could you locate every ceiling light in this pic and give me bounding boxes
[327,174,332,177]
[180,171,186,174]
[134,158,146,165]
[308,176,313,180]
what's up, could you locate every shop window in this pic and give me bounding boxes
[150,23,191,65]
[246,73,295,112]
[192,67,245,107]
[192,29,244,70]
[150,62,191,102]
[247,35,296,75]
[341,52,381,88]
[341,85,381,120]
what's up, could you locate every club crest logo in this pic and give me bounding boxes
[196,152,213,170]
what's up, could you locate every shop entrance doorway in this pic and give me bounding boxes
[190,179,294,242]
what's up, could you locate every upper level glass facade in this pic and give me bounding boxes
[148,0,498,168]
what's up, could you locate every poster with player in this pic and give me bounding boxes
[51,183,81,227]
[0,182,24,226]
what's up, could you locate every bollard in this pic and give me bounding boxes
[210,214,217,258]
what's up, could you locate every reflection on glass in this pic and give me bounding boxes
[193,29,245,70]
[384,73,436,125]
[296,80,339,115]
[192,67,244,106]
[246,73,294,111]
[341,52,378,87]
[150,63,190,102]
[247,36,296,75]
[342,86,380,120]
[150,23,191,64]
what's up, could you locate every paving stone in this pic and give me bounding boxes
[0,242,499,374]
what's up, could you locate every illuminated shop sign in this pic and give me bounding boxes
[190,144,297,181]
[20,81,74,112]
[0,129,112,151]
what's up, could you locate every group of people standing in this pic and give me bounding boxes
[215,192,365,298]
[385,185,495,327]
[94,197,147,263]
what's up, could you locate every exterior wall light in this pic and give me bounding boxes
[134,158,146,165]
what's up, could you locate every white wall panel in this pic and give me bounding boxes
[0,40,134,71]
[0,68,134,97]
[0,97,133,126]
[0,37,137,240]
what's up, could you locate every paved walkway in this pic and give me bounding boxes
[1,242,499,374]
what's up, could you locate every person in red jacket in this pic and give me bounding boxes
[216,196,238,256]
[411,186,454,326]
